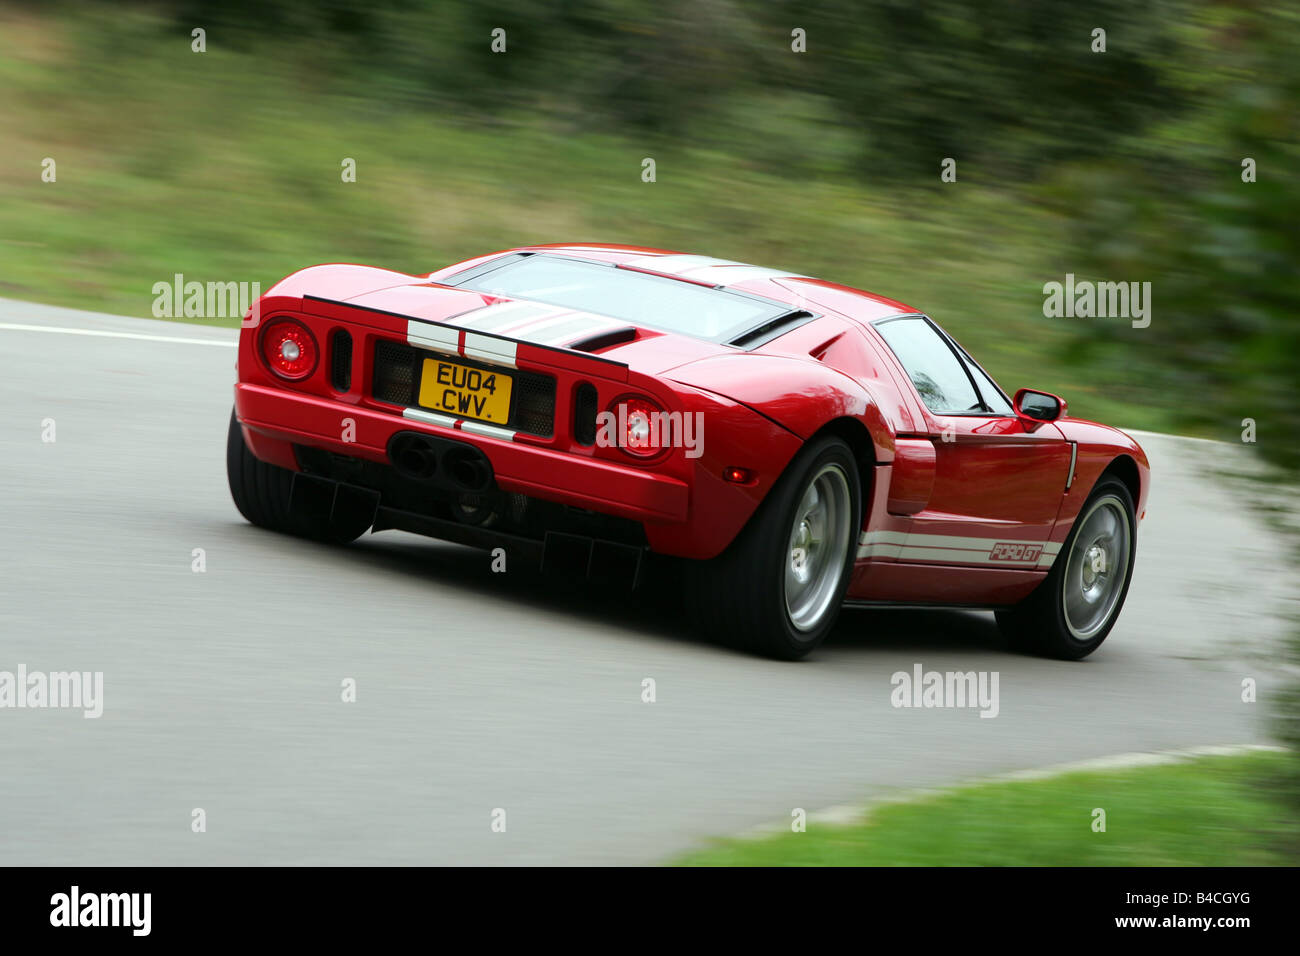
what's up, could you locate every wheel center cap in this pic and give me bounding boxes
[1082,544,1107,588]
[790,521,812,578]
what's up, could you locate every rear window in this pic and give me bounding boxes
[446,254,788,341]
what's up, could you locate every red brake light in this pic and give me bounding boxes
[614,395,665,458]
[261,319,318,381]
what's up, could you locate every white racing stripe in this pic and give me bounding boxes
[463,332,517,368]
[0,323,236,347]
[618,255,807,287]
[450,300,564,332]
[458,420,516,442]
[496,310,625,347]
[619,254,744,274]
[680,265,810,285]
[406,320,459,354]
[417,301,622,351]
[862,531,1062,553]
[402,407,458,429]
[404,323,519,440]
[402,407,516,442]
[857,529,1062,568]
[531,317,622,345]
[419,254,806,351]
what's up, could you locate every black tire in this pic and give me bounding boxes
[688,435,862,660]
[996,476,1137,660]
[226,409,370,544]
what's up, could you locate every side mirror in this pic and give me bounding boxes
[1013,388,1067,423]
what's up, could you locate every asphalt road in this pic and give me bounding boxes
[0,299,1291,865]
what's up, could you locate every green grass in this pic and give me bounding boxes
[675,751,1295,866]
[0,5,1175,432]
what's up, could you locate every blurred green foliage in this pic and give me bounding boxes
[3,0,1292,450]
[0,1,1141,431]
[141,0,1293,467]
[165,0,1186,178]
[1048,5,1299,474]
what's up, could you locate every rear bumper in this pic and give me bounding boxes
[234,382,690,524]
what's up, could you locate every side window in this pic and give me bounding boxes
[873,317,981,415]
[958,348,1014,415]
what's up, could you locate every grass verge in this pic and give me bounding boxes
[675,750,1294,866]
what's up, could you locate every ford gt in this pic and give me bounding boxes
[227,244,1149,660]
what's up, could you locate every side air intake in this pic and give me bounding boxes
[330,329,353,392]
[573,383,598,446]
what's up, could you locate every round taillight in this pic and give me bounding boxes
[613,395,665,458]
[260,319,317,381]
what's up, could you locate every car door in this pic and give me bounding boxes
[865,315,1072,571]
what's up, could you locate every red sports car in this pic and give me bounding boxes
[228,244,1149,660]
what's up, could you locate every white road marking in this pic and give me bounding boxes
[0,322,236,347]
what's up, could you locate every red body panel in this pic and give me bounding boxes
[234,244,1148,604]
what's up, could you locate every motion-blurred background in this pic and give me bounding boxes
[2,0,1295,456]
[1,0,1297,859]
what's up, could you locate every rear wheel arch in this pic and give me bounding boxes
[727,414,876,551]
[686,432,864,659]
[226,408,372,544]
[808,416,878,523]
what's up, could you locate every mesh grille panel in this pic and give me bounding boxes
[514,373,556,438]
[373,339,418,406]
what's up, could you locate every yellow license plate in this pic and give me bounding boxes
[417,357,513,424]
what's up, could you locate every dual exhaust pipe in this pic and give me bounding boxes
[388,432,494,493]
